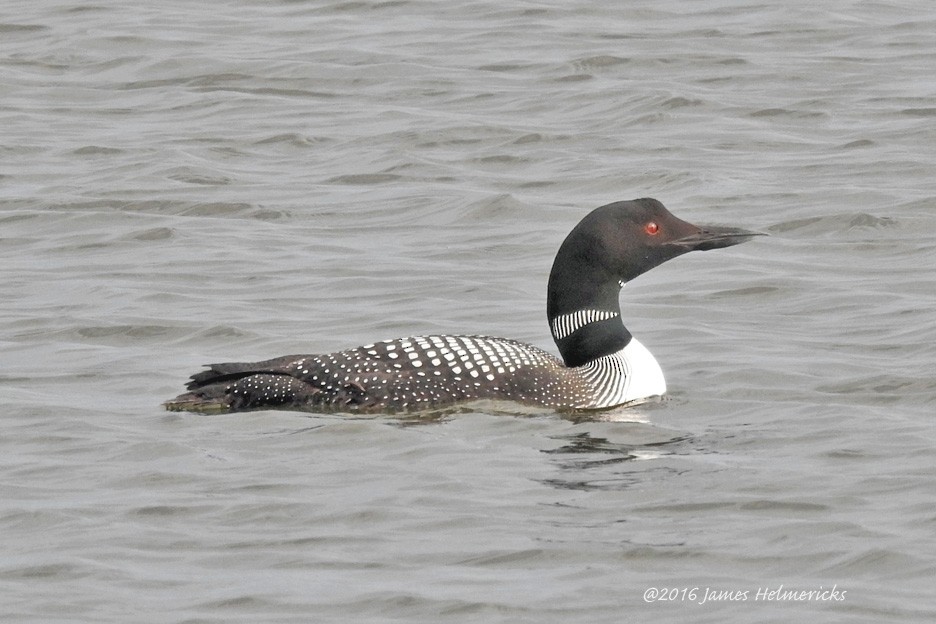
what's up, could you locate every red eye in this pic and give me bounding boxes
[645,221,659,235]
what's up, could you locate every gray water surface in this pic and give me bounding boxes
[2,1,935,622]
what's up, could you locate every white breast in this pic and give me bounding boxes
[575,338,666,408]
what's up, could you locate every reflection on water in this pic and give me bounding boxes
[543,429,692,474]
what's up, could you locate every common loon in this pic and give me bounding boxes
[165,198,759,414]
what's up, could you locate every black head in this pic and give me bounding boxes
[547,198,761,321]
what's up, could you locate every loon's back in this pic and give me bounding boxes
[165,335,591,413]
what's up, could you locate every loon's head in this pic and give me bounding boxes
[547,198,761,366]
[552,198,760,289]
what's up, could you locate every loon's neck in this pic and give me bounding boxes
[547,256,632,368]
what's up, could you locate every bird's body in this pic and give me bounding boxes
[165,198,759,414]
[165,334,664,414]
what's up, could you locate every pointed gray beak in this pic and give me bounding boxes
[670,224,765,251]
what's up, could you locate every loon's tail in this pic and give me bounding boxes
[163,388,234,414]
[164,356,321,413]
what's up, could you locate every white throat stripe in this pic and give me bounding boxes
[550,309,619,340]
